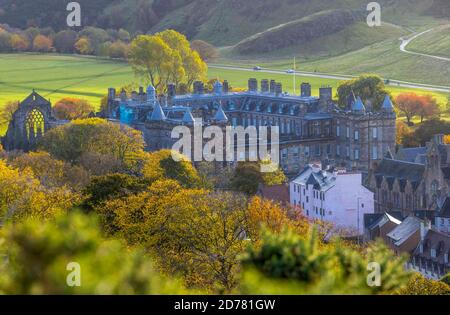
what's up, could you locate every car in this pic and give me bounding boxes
[253,66,261,71]
[286,69,295,74]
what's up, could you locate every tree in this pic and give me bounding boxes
[53,30,78,53]
[118,28,131,42]
[129,31,207,93]
[75,37,93,55]
[0,100,19,126]
[32,34,53,52]
[0,211,191,294]
[10,151,90,191]
[191,39,219,62]
[246,196,308,242]
[240,228,411,294]
[82,173,150,211]
[10,34,29,52]
[396,121,412,145]
[231,162,286,195]
[396,92,423,124]
[337,75,390,111]
[108,40,130,59]
[157,30,207,88]
[0,160,80,222]
[96,181,248,292]
[405,119,450,147]
[418,94,440,122]
[24,27,40,42]
[398,273,450,295]
[141,150,201,188]
[0,31,12,52]
[129,35,174,92]
[39,118,144,174]
[53,98,95,120]
[78,27,111,55]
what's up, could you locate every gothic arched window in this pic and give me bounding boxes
[25,108,45,139]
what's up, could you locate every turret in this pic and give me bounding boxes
[214,105,228,123]
[182,109,195,125]
[381,95,394,113]
[147,84,156,102]
[149,102,166,121]
[214,80,223,95]
[352,96,366,114]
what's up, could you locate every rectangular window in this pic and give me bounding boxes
[346,146,350,157]
[304,146,310,156]
[372,127,377,139]
[327,144,331,155]
[346,127,350,138]
[336,145,340,156]
[354,148,359,160]
[336,126,340,137]
[372,146,378,160]
[354,130,359,141]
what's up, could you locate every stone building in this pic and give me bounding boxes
[2,91,64,151]
[104,78,397,175]
[365,134,450,217]
[2,79,397,176]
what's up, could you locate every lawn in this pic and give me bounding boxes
[1,53,448,134]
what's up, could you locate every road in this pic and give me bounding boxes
[209,64,450,93]
[399,28,450,62]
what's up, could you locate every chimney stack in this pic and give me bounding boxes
[248,78,258,92]
[193,81,204,94]
[223,80,229,93]
[108,88,116,100]
[270,80,276,94]
[301,83,311,97]
[275,83,282,96]
[261,79,269,93]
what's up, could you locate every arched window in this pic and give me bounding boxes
[25,108,45,139]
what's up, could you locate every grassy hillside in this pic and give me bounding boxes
[228,17,405,59]
[407,24,450,59]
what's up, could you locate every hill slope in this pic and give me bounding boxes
[0,0,448,45]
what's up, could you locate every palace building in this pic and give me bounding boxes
[2,78,397,175]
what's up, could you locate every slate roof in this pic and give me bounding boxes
[438,195,450,218]
[352,96,366,112]
[381,95,394,111]
[365,212,403,230]
[374,159,425,189]
[413,229,450,266]
[182,110,195,124]
[150,102,166,121]
[214,105,228,122]
[396,147,427,163]
[386,216,422,246]
[292,166,336,191]
[258,184,290,205]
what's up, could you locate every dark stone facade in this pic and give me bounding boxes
[2,78,397,177]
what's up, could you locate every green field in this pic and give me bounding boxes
[0,53,448,134]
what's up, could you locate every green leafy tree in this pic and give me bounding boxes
[0,211,193,294]
[39,118,144,174]
[53,30,78,53]
[398,274,450,295]
[141,150,201,188]
[231,162,286,195]
[240,228,411,294]
[337,75,390,111]
[82,173,150,211]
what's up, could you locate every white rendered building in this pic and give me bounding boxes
[290,165,375,236]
